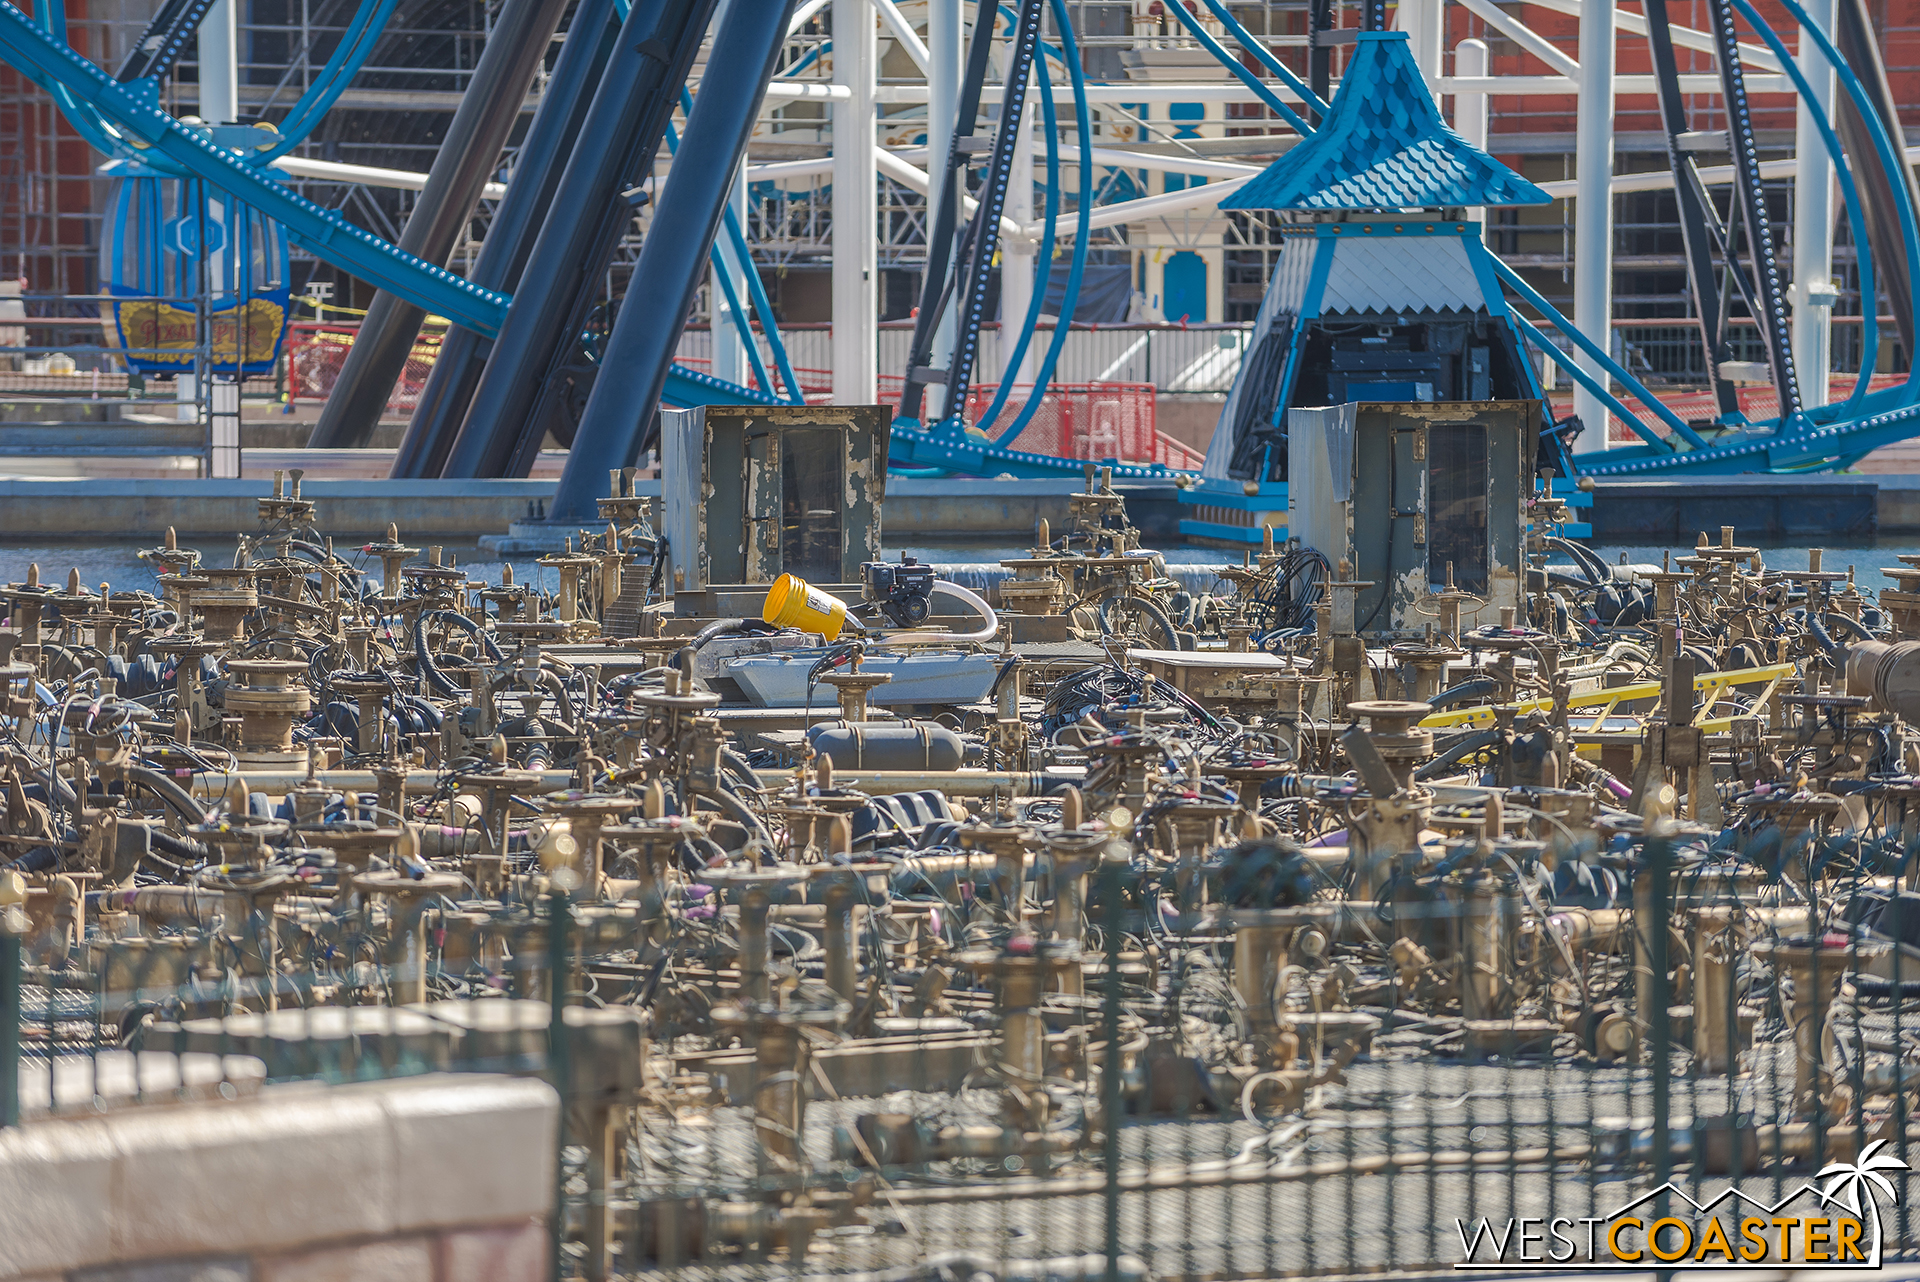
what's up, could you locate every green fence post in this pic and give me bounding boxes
[1101,855,1123,1282]
[1646,833,1673,1222]
[2,908,21,1129]
[548,890,572,1281]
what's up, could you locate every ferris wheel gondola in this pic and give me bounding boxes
[100,155,291,376]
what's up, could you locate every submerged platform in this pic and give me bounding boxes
[1588,474,1883,542]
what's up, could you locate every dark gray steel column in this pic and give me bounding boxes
[545,0,795,522]
[389,0,619,479]
[439,0,720,479]
[305,0,572,449]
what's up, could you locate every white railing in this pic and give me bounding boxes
[675,322,1257,394]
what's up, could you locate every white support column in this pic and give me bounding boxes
[1001,96,1036,385]
[209,376,240,478]
[711,163,750,388]
[1574,0,1615,445]
[1398,0,1444,90]
[1792,0,1836,407]
[832,0,878,404]
[1454,39,1488,229]
[199,0,239,124]
[925,0,964,417]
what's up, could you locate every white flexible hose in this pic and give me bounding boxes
[871,579,1000,648]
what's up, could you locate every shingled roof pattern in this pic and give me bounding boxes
[1222,32,1553,212]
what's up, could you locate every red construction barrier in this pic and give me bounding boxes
[289,333,1197,467]
[874,375,1199,469]
[285,321,444,415]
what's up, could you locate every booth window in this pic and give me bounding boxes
[1428,422,1489,594]
[781,428,844,581]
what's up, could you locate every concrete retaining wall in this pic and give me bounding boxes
[0,1073,557,1282]
[0,480,557,541]
[1872,474,1920,534]
[7,471,1918,547]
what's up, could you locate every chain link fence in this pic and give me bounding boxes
[7,827,1920,1279]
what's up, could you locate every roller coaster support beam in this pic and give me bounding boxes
[308,0,573,450]
[0,0,511,335]
[439,0,720,480]
[1834,0,1920,363]
[389,0,619,479]
[923,0,964,415]
[833,0,877,404]
[1573,0,1615,446]
[547,0,797,523]
[1307,0,1332,114]
[1792,0,1836,409]
[1454,38,1488,225]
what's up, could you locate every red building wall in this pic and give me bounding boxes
[0,0,108,293]
[1470,0,1920,141]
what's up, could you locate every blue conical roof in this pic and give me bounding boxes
[1222,33,1551,211]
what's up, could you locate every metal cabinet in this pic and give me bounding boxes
[1288,400,1537,636]
[660,405,889,604]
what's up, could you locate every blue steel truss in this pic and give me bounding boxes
[8,0,1920,478]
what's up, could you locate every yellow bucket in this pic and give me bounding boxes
[763,573,850,641]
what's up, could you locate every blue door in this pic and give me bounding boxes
[1162,251,1207,324]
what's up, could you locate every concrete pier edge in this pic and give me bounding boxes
[1,473,1918,545]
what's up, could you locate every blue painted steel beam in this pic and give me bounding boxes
[1190,0,1328,118]
[1487,255,1711,451]
[0,0,511,336]
[664,363,785,409]
[253,0,403,161]
[439,0,723,479]
[547,0,798,522]
[1160,0,1312,134]
[888,423,1178,479]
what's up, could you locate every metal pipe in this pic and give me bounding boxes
[438,0,721,479]
[307,0,573,450]
[546,0,799,520]
[390,0,620,479]
[185,769,576,796]
[755,769,1080,796]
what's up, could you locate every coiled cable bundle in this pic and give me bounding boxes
[1240,543,1329,644]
